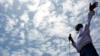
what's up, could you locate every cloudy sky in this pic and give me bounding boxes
[0,0,100,56]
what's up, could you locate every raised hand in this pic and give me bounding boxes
[89,2,98,11]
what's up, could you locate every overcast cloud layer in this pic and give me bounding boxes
[0,0,100,56]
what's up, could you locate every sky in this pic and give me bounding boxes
[0,0,100,56]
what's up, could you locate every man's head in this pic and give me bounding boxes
[75,23,83,31]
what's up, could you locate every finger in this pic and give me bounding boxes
[95,2,98,7]
[89,3,92,11]
[93,2,98,7]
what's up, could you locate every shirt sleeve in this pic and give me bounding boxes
[72,42,76,48]
[84,11,95,34]
[72,41,79,52]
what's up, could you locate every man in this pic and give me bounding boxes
[68,2,99,56]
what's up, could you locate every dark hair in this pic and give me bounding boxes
[75,23,83,31]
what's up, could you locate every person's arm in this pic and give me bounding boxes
[84,11,95,34]
[84,2,98,34]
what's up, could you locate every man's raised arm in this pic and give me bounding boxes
[84,2,98,34]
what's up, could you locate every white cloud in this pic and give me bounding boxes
[20,22,25,28]
[19,0,29,3]
[20,11,29,23]
[27,4,38,12]
[33,1,51,28]
[0,0,5,4]
[26,47,43,56]
[46,23,68,37]
[20,31,25,39]
[7,0,13,6]
[27,29,45,41]
[0,34,7,44]
[0,48,10,56]
[91,27,100,42]
[11,49,25,56]
[42,15,72,37]
[62,0,73,12]
[19,31,25,44]
[5,16,15,33]
[11,28,20,37]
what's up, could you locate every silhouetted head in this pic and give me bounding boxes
[75,23,83,31]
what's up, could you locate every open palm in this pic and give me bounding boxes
[89,2,98,11]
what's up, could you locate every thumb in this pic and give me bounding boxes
[89,3,92,11]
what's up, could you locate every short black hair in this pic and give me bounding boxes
[75,23,83,31]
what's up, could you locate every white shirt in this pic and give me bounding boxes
[72,11,95,52]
